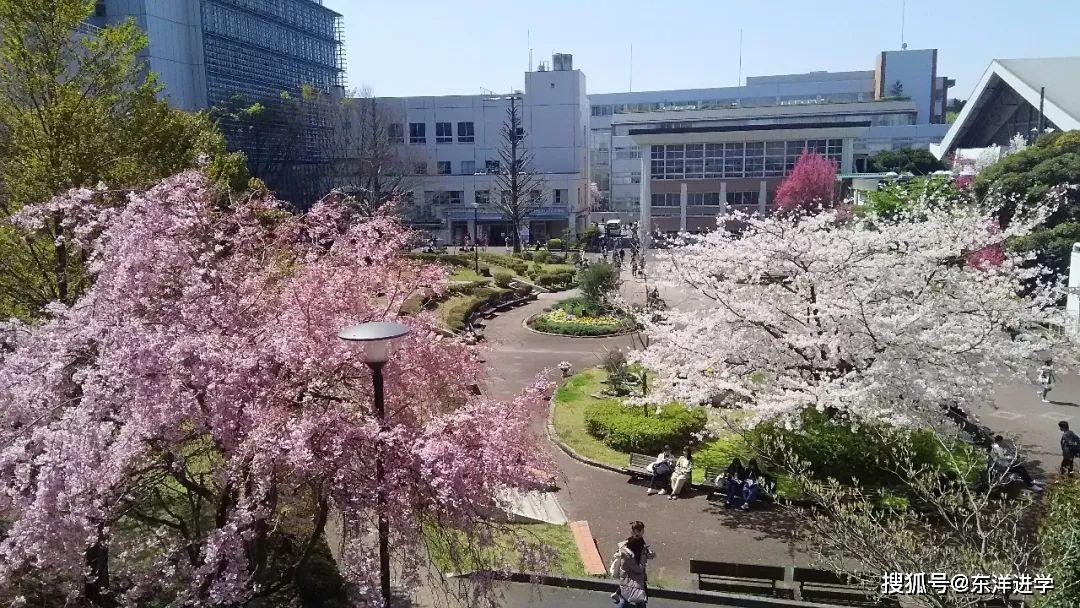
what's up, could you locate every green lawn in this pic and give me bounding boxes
[552,369,762,486]
[449,267,487,282]
[425,522,586,577]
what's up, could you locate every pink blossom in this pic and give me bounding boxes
[0,170,553,604]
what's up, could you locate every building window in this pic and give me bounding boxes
[486,160,500,173]
[388,123,404,143]
[414,162,427,175]
[457,122,474,143]
[727,191,760,206]
[409,123,426,144]
[651,193,680,207]
[435,122,452,143]
[461,160,475,175]
[687,192,722,206]
[475,190,490,204]
[554,189,567,205]
[431,191,463,205]
[437,161,451,175]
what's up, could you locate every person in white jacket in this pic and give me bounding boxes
[609,522,654,608]
[669,447,693,500]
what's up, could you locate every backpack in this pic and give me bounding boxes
[1065,431,1080,457]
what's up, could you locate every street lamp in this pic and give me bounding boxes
[337,321,412,608]
[471,200,480,273]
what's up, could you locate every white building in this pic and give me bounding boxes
[589,48,952,218]
[369,54,590,245]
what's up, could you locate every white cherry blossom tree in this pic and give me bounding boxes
[634,189,1073,428]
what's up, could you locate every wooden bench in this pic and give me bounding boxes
[793,568,898,606]
[689,560,792,598]
[626,452,655,478]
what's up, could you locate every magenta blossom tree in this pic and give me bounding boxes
[0,171,554,606]
[774,151,837,214]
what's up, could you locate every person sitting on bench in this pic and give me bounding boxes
[646,445,675,496]
[716,458,745,508]
[741,459,763,510]
[669,447,694,500]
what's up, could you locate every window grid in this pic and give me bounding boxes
[435,122,452,144]
[457,122,474,143]
[437,161,451,175]
[409,123,426,144]
[650,139,843,180]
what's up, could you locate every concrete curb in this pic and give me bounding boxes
[457,570,846,607]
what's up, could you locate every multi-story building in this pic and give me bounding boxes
[357,54,591,245]
[89,0,345,112]
[589,48,953,217]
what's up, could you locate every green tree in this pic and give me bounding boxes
[867,148,947,175]
[578,261,619,307]
[973,130,1080,275]
[0,0,245,320]
[1038,476,1080,608]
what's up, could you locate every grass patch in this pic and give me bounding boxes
[425,523,586,577]
[450,268,487,282]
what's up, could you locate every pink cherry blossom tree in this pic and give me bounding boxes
[773,151,837,214]
[0,171,554,605]
[635,187,1074,428]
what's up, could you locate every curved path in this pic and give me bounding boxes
[479,281,809,588]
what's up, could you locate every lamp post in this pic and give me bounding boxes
[472,201,480,273]
[338,321,412,608]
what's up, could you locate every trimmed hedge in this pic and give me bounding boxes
[547,238,565,250]
[534,249,551,264]
[406,252,472,267]
[530,314,634,336]
[584,402,707,454]
[534,270,575,288]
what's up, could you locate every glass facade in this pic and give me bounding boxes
[649,139,842,180]
[202,0,343,106]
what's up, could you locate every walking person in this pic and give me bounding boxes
[669,447,693,499]
[1060,421,1080,475]
[645,445,674,496]
[1038,359,1056,403]
[609,521,653,608]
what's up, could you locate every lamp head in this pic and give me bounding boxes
[338,321,411,364]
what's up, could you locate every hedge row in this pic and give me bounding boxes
[529,314,634,337]
[584,402,708,454]
[444,286,532,333]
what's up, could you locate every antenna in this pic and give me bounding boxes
[900,0,906,49]
[737,28,743,86]
[528,29,532,72]
[629,44,633,92]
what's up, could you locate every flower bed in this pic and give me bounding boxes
[528,297,636,336]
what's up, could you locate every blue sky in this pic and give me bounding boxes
[323,0,1080,101]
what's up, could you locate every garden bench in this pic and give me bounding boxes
[700,466,776,502]
[688,560,792,598]
[793,568,897,606]
[626,452,655,478]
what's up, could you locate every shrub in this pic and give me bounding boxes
[547,238,564,251]
[752,410,962,485]
[534,249,551,264]
[479,264,491,277]
[549,254,566,264]
[535,270,575,288]
[584,402,707,453]
[554,296,606,317]
[579,261,619,304]
[1038,476,1080,608]
[479,253,527,275]
[520,251,533,261]
[406,252,472,267]
[493,271,514,288]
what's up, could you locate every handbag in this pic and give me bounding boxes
[652,460,673,476]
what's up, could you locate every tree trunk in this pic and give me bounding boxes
[83,522,113,607]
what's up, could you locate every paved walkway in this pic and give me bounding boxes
[478,280,809,590]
